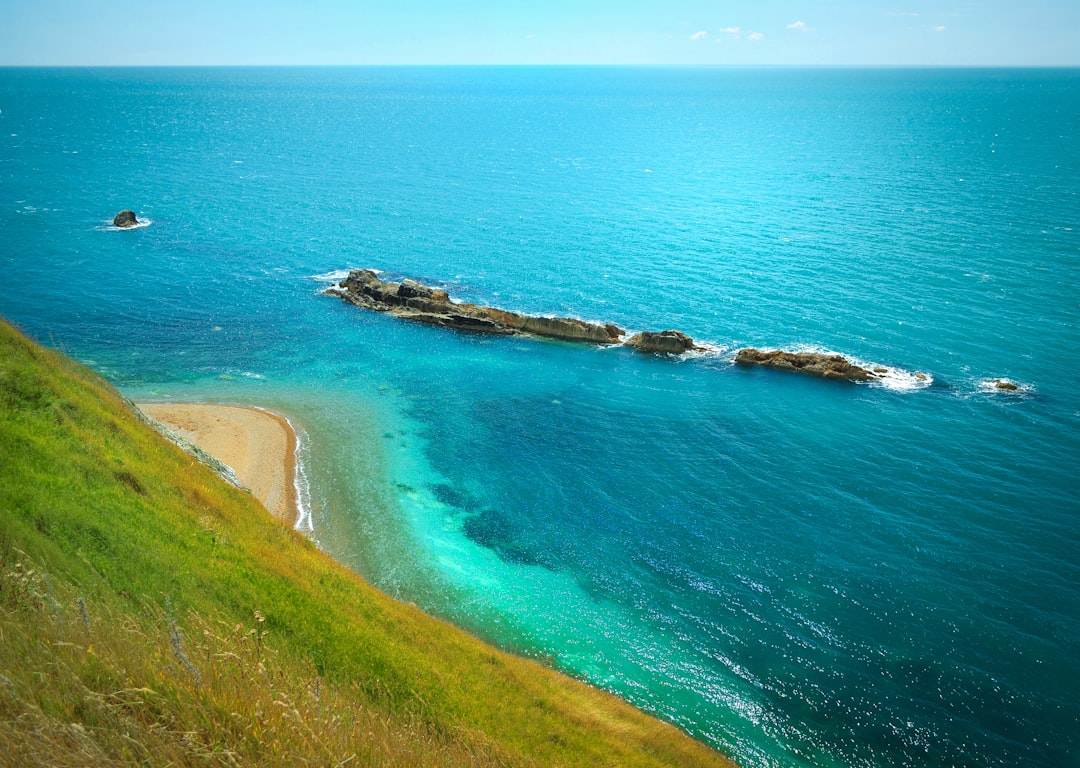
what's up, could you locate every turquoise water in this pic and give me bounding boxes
[2,66,1078,767]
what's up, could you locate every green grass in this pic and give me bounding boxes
[0,318,736,767]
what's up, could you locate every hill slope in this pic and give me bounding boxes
[0,319,734,767]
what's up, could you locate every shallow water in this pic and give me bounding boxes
[2,66,1078,767]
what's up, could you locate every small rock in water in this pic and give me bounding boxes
[993,379,1019,391]
[733,348,874,382]
[625,330,698,355]
[113,210,138,228]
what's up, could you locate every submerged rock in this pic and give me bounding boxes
[625,330,699,355]
[113,210,139,228]
[733,348,875,382]
[328,269,624,344]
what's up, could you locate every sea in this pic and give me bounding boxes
[1,66,1078,767]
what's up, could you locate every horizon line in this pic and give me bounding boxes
[2,62,1078,70]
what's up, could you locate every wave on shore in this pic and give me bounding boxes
[288,414,315,533]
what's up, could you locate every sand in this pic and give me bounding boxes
[137,402,297,525]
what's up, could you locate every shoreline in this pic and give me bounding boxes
[136,402,302,527]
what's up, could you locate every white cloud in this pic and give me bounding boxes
[714,26,764,42]
[933,25,946,32]
[690,30,707,40]
[786,20,808,30]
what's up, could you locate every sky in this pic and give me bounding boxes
[1,1,1078,67]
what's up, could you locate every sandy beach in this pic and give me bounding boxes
[138,402,298,525]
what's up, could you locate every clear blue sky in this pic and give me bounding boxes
[2,0,1078,66]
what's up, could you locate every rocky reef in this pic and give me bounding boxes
[113,210,139,228]
[327,269,625,345]
[326,271,927,385]
[733,348,876,382]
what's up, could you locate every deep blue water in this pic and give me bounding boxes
[2,66,1078,767]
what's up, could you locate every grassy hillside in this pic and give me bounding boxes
[0,319,735,767]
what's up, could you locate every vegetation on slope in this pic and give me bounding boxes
[0,319,734,767]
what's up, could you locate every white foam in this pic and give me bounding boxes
[101,218,153,231]
[865,366,934,392]
[309,269,354,282]
[685,341,730,358]
[824,350,934,392]
[755,344,934,392]
[289,417,315,533]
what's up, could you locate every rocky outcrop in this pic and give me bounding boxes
[624,330,699,355]
[483,308,626,344]
[326,272,930,383]
[328,269,624,344]
[733,348,875,382]
[113,210,139,228]
[992,379,1019,391]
